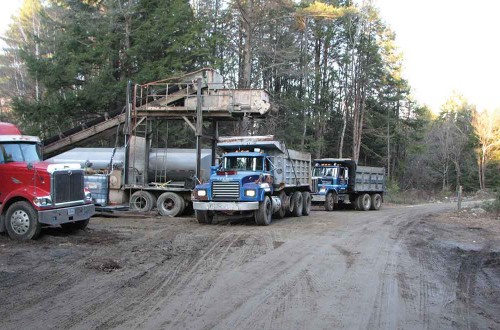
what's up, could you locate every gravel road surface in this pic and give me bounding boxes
[1,202,499,329]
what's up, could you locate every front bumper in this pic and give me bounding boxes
[38,204,96,225]
[193,201,259,211]
[311,194,326,202]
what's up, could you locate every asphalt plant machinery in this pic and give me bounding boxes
[42,68,272,217]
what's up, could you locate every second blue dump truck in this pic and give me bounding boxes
[311,158,385,211]
[192,136,312,225]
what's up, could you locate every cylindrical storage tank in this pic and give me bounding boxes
[84,174,109,206]
[49,148,214,183]
[148,149,212,182]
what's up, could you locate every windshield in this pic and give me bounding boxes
[222,156,263,171]
[0,142,41,164]
[313,166,338,177]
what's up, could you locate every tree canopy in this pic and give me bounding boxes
[1,0,499,193]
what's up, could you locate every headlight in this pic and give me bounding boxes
[197,189,207,197]
[33,196,52,207]
[84,188,93,202]
[320,188,326,193]
[245,189,256,197]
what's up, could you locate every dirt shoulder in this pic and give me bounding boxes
[0,203,499,329]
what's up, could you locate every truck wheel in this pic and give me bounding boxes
[5,201,42,240]
[291,191,303,217]
[354,195,362,210]
[360,193,371,211]
[274,191,287,219]
[255,196,272,226]
[302,192,312,216]
[157,192,185,217]
[130,191,156,212]
[325,191,337,211]
[196,210,213,224]
[370,194,382,210]
[61,219,90,232]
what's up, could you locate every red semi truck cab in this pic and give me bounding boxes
[0,122,95,240]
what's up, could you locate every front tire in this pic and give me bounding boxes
[255,196,272,226]
[325,191,336,211]
[196,210,213,224]
[5,201,42,240]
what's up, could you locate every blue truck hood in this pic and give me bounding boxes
[210,171,262,184]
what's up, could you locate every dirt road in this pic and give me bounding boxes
[1,202,499,329]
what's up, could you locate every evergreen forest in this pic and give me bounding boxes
[1,0,499,196]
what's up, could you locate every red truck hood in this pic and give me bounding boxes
[10,161,83,173]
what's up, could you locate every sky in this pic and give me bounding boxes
[375,0,500,112]
[1,0,500,113]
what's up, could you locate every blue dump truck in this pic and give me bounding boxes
[192,136,312,225]
[311,158,385,211]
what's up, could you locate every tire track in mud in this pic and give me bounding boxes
[11,226,184,330]
[204,248,329,330]
[454,247,489,330]
[367,215,434,329]
[89,230,241,329]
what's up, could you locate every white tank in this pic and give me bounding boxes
[47,147,213,182]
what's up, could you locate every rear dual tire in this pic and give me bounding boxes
[157,192,185,217]
[130,191,156,212]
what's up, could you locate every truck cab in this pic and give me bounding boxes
[0,122,95,240]
[192,151,275,222]
[312,163,350,195]
[192,136,312,225]
[311,158,385,211]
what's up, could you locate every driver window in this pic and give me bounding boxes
[265,158,271,172]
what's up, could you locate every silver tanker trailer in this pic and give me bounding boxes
[49,147,213,217]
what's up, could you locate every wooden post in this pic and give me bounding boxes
[458,185,462,210]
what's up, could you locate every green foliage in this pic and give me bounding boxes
[0,0,494,194]
[4,0,217,136]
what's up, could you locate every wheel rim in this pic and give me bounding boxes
[363,195,370,208]
[327,194,334,209]
[162,199,174,210]
[133,197,147,209]
[10,210,30,235]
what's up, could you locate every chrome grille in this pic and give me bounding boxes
[212,181,240,200]
[53,170,84,204]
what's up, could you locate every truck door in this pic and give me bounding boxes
[338,167,348,190]
[0,145,6,203]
